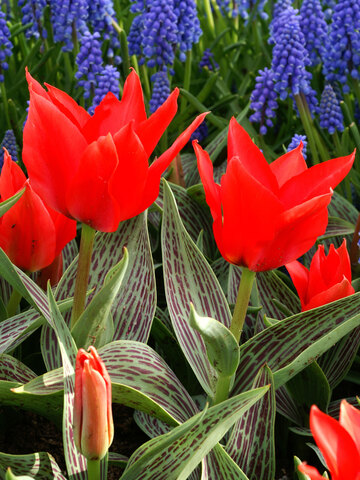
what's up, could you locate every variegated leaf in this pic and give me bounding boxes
[0,355,36,383]
[0,310,42,354]
[226,365,275,480]
[0,452,65,480]
[232,293,360,394]
[120,386,269,480]
[275,386,302,426]
[205,444,249,480]
[161,180,232,396]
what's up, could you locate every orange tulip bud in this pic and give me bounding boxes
[73,346,113,460]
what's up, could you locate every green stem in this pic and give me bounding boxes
[7,288,22,318]
[140,64,151,102]
[352,78,360,107]
[212,374,233,405]
[230,267,256,344]
[0,82,11,130]
[203,0,216,39]
[87,459,101,480]
[70,223,96,329]
[180,50,192,115]
[294,94,320,165]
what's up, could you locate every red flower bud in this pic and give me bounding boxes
[73,346,113,460]
[286,239,355,311]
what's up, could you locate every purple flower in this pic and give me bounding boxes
[149,70,171,113]
[319,84,344,134]
[91,65,120,113]
[287,133,307,159]
[199,49,219,71]
[299,0,328,66]
[249,67,278,134]
[0,11,13,82]
[0,130,18,167]
[49,0,88,51]
[75,30,103,100]
[18,0,47,39]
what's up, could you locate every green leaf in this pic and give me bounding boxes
[189,304,239,378]
[318,216,355,240]
[0,354,36,383]
[206,444,250,480]
[5,467,34,479]
[0,188,25,217]
[120,386,269,480]
[71,248,128,349]
[294,456,311,480]
[0,452,65,480]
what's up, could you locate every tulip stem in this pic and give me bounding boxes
[87,459,101,480]
[71,223,96,329]
[230,267,256,344]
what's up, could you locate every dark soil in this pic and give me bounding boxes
[0,403,148,479]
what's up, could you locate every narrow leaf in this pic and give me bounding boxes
[0,452,66,480]
[0,188,25,217]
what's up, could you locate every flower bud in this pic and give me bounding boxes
[73,346,113,460]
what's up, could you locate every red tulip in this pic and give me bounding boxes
[192,117,355,271]
[23,69,207,232]
[73,346,113,460]
[298,401,360,480]
[0,150,76,272]
[286,240,355,311]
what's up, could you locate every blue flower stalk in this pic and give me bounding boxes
[149,71,171,114]
[75,31,103,105]
[287,133,307,159]
[91,65,120,114]
[199,49,219,71]
[49,0,88,52]
[299,0,328,66]
[319,84,344,135]
[18,0,47,40]
[250,67,278,135]
[0,11,13,129]
[0,130,18,168]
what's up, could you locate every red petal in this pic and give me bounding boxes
[46,205,77,256]
[310,404,360,479]
[303,277,355,310]
[279,151,355,208]
[0,182,56,272]
[285,260,310,309]
[66,134,120,232]
[0,151,26,200]
[307,245,330,298]
[109,122,149,222]
[25,68,50,100]
[227,117,278,193]
[297,462,327,480]
[269,143,307,188]
[138,112,208,213]
[340,400,360,454]
[23,86,88,216]
[192,141,222,222]
[335,239,352,283]
[215,157,283,268]
[136,88,179,157]
[83,69,147,143]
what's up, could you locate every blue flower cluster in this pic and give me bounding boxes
[299,0,328,66]
[199,49,219,71]
[319,84,344,134]
[190,121,208,143]
[0,11,13,82]
[287,133,307,159]
[49,0,88,51]
[18,0,47,39]
[322,0,360,93]
[269,0,293,41]
[91,65,120,113]
[270,6,318,113]
[128,0,201,69]
[249,68,278,134]
[0,130,18,168]
[237,0,268,21]
[149,71,171,113]
[75,31,103,99]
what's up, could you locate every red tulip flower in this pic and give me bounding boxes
[286,240,355,311]
[298,401,360,479]
[74,346,113,461]
[0,150,76,273]
[23,69,207,232]
[193,117,355,271]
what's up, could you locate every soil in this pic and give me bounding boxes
[0,403,148,479]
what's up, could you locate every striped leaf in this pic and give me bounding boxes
[0,354,36,383]
[0,309,42,354]
[232,293,360,394]
[42,211,156,370]
[0,452,65,480]
[120,386,269,480]
[226,365,275,480]
[205,445,249,480]
[161,180,232,397]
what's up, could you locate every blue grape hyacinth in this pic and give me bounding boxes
[49,0,88,51]
[0,11,13,82]
[319,84,344,134]
[75,30,103,100]
[0,130,18,168]
[18,0,47,39]
[149,71,171,113]
[299,0,328,66]
[287,133,307,159]
[199,49,219,71]
[91,65,120,113]
[250,67,278,134]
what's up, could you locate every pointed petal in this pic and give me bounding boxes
[139,112,208,212]
[0,150,26,199]
[279,151,355,208]
[227,117,278,193]
[336,239,352,283]
[23,85,88,216]
[136,88,179,157]
[215,156,283,268]
[285,260,310,309]
[0,182,56,272]
[310,404,360,479]
[45,83,91,129]
[46,205,77,256]
[303,277,355,310]
[192,140,222,222]
[108,122,149,221]
[83,69,147,143]
[66,134,120,232]
[307,245,330,299]
[340,400,360,453]
[269,143,307,188]
[25,67,50,100]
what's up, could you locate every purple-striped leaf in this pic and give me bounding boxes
[121,386,269,480]
[161,180,232,396]
[0,355,36,383]
[232,293,360,395]
[134,410,173,438]
[318,216,355,240]
[328,190,359,223]
[0,452,66,480]
[226,365,275,479]
[275,386,302,425]
[0,310,42,354]
[205,444,249,480]
[42,211,156,370]
[317,327,360,388]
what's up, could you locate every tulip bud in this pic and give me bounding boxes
[73,346,113,460]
